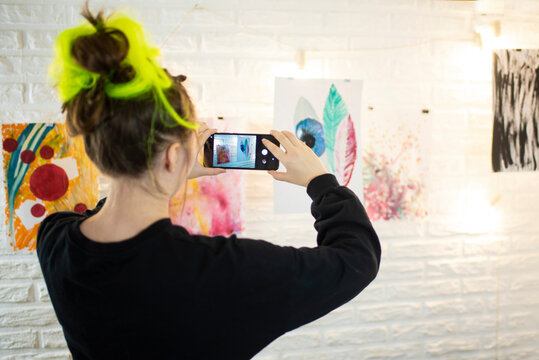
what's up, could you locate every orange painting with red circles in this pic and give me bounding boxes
[2,123,99,251]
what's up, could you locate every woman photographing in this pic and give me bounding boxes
[37,5,381,359]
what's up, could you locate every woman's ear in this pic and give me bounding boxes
[165,142,182,173]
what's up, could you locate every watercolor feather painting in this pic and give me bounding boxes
[492,49,539,172]
[2,123,99,251]
[274,78,362,214]
[294,86,357,186]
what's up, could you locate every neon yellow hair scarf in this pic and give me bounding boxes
[48,11,198,130]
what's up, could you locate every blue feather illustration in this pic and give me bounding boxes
[323,84,348,172]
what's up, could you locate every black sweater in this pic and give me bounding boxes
[36,174,381,360]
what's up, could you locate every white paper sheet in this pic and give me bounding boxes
[273,78,363,214]
[15,199,47,230]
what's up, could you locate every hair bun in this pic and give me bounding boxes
[70,6,129,77]
[71,28,129,76]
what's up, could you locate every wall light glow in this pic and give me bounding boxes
[455,186,502,234]
[474,20,502,50]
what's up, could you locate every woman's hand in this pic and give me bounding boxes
[262,130,328,187]
[187,123,226,180]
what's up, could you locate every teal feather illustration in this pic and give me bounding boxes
[323,84,348,172]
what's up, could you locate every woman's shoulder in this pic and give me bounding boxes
[38,198,106,236]
[35,210,83,255]
[36,199,107,254]
[39,210,82,233]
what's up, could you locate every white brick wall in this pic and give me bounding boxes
[1,0,539,359]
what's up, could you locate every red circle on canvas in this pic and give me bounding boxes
[30,203,46,217]
[29,164,69,201]
[20,150,36,164]
[3,138,18,153]
[74,203,87,214]
[39,145,54,159]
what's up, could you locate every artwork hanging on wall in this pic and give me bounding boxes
[169,117,244,236]
[492,49,539,172]
[362,116,428,221]
[2,123,99,251]
[274,78,362,214]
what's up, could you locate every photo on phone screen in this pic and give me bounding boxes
[204,133,279,170]
[214,134,256,168]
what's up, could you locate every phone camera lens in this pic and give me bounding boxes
[261,149,268,155]
[262,159,267,164]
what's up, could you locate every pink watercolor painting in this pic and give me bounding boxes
[169,172,243,236]
[362,122,427,221]
[168,117,244,236]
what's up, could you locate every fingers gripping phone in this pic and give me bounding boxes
[203,133,280,170]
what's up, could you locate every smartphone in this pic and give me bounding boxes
[203,133,280,170]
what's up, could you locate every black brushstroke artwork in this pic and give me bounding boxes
[492,49,539,172]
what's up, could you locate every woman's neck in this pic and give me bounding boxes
[80,178,171,243]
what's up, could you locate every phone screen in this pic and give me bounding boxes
[213,134,257,169]
[203,133,279,170]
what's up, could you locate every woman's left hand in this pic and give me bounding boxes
[187,123,226,180]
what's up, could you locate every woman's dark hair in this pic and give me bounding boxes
[63,4,197,178]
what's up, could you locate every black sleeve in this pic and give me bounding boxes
[284,173,381,329]
[191,173,381,342]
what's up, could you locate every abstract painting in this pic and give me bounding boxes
[362,120,428,221]
[493,49,539,172]
[274,78,362,214]
[169,117,244,236]
[2,123,99,251]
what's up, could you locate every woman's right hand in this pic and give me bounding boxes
[262,130,328,187]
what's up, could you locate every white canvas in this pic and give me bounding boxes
[273,78,363,214]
